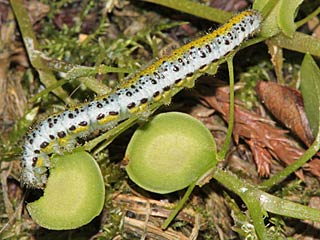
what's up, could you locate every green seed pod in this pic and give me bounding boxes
[27,151,105,230]
[126,112,217,194]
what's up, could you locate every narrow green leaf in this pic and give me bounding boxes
[278,0,303,37]
[300,53,320,137]
[259,0,281,38]
[253,0,279,17]
[259,192,320,223]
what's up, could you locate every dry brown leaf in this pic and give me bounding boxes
[255,80,314,146]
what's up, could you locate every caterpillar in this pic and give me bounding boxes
[21,10,262,188]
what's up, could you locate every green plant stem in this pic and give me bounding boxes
[261,117,320,190]
[10,0,71,103]
[65,65,131,80]
[45,59,132,96]
[270,32,320,57]
[218,55,235,161]
[296,6,320,28]
[212,168,320,239]
[45,59,131,77]
[161,181,197,229]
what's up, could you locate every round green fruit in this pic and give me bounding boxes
[27,151,105,230]
[126,112,217,194]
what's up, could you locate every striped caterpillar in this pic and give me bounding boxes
[22,10,262,188]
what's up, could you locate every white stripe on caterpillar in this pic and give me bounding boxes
[21,10,262,188]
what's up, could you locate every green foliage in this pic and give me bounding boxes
[278,0,304,37]
[301,53,320,137]
[38,1,183,72]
